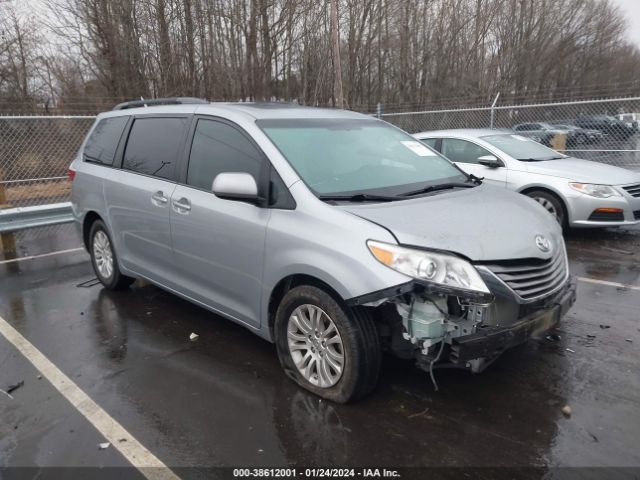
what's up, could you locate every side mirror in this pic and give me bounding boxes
[212,172,260,203]
[477,155,501,168]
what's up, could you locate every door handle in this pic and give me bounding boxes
[151,191,168,205]
[172,197,191,213]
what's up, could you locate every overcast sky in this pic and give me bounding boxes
[612,0,640,46]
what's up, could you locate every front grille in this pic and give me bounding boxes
[588,210,625,222]
[623,184,640,197]
[480,249,568,301]
[634,210,640,220]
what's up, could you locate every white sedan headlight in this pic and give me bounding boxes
[367,240,490,295]
[569,183,621,198]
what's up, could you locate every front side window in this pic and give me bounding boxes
[441,138,492,165]
[420,138,439,149]
[186,119,264,191]
[258,118,465,196]
[122,117,188,180]
[84,116,128,165]
[482,134,567,161]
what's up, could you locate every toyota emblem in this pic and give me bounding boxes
[535,235,552,253]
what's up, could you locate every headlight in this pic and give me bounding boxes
[569,183,621,198]
[367,240,490,295]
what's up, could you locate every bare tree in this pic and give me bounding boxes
[330,0,344,107]
[3,0,640,114]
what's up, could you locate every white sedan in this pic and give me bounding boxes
[414,129,640,229]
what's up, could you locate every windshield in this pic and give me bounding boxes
[258,118,468,196]
[481,134,568,161]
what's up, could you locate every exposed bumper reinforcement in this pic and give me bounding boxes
[450,279,577,365]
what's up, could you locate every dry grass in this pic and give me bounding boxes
[1,180,71,207]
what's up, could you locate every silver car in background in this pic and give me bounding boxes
[415,129,640,228]
[71,100,575,403]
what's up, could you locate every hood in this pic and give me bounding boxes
[525,157,640,185]
[339,185,561,262]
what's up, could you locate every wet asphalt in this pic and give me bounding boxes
[0,225,639,478]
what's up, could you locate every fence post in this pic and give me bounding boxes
[0,168,17,255]
[490,93,500,129]
[376,102,382,119]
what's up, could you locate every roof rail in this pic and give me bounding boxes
[113,97,209,110]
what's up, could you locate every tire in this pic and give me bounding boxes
[274,285,381,403]
[89,219,135,290]
[525,190,567,230]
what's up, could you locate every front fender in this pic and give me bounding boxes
[260,207,410,339]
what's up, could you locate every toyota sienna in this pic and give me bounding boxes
[71,98,576,402]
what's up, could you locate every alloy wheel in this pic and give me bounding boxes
[93,230,114,279]
[532,196,560,223]
[287,304,345,388]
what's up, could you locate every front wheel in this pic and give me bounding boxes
[89,220,135,290]
[525,190,567,229]
[274,285,381,403]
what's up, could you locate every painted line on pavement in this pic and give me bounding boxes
[0,247,85,265]
[577,276,640,292]
[0,314,180,480]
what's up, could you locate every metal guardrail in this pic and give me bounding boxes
[0,202,74,234]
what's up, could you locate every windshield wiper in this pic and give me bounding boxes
[400,182,475,197]
[318,193,400,203]
[517,156,564,162]
[467,173,484,184]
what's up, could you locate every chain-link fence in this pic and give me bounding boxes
[0,116,95,209]
[380,96,640,171]
[0,116,95,255]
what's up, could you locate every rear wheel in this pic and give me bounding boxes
[525,190,567,229]
[89,220,135,290]
[274,285,381,403]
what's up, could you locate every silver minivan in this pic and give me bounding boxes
[71,99,576,403]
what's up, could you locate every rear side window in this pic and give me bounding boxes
[186,119,263,190]
[83,117,128,165]
[123,117,188,180]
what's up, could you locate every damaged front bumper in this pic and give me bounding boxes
[346,273,577,374]
[448,279,576,369]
